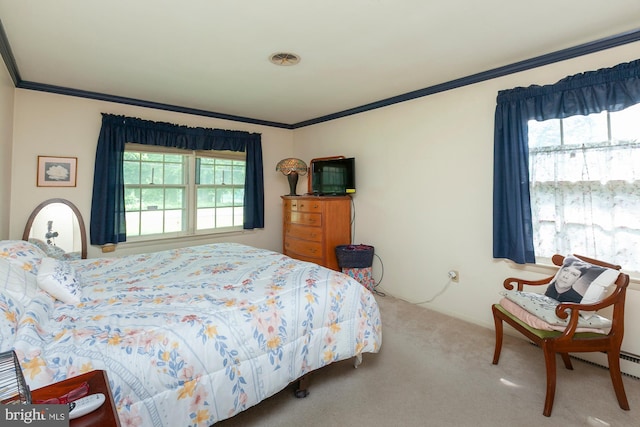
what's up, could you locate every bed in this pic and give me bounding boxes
[0,240,382,426]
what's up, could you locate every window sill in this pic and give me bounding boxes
[97,228,253,254]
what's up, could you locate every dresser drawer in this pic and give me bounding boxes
[288,211,322,227]
[285,224,322,241]
[292,199,323,213]
[284,238,323,258]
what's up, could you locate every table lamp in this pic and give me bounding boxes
[276,158,308,196]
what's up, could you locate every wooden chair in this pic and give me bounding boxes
[492,254,630,417]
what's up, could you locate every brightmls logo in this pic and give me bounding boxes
[5,407,48,423]
[1,405,68,426]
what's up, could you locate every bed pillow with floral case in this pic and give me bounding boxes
[0,240,47,275]
[0,257,39,305]
[37,257,82,304]
[28,238,68,259]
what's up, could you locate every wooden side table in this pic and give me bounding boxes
[30,370,121,427]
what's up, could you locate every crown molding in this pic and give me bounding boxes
[0,20,20,86]
[17,80,294,129]
[291,28,640,128]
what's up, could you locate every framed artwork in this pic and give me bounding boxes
[37,156,78,187]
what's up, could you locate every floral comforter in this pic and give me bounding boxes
[4,242,382,426]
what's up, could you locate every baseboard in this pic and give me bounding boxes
[570,351,640,380]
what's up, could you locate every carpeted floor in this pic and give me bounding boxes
[216,294,639,426]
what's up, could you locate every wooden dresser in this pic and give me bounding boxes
[282,195,351,270]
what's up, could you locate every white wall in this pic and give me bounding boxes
[0,57,14,238]
[292,42,640,375]
[9,90,294,257]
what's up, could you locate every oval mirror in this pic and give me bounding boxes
[22,198,87,260]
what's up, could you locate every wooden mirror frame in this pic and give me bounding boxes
[22,198,88,259]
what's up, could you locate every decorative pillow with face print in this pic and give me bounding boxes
[544,255,619,307]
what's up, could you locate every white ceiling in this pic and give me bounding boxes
[1,0,639,127]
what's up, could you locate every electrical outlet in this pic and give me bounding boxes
[448,270,459,283]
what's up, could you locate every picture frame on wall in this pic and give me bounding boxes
[37,156,78,187]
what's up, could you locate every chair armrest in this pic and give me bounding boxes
[503,276,553,291]
[553,274,627,339]
[555,298,612,320]
[551,300,609,339]
[555,278,625,320]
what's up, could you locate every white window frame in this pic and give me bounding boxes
[123,143,246,242]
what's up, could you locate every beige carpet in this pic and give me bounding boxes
[216,294,639,426]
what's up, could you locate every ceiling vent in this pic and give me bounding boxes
[269,52,301,66]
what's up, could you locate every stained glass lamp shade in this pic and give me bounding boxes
[276,158,308,196]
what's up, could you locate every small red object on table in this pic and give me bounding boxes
[30,370,120,427]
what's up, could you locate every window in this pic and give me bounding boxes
[528,103,640,271]
[123,144,246,239]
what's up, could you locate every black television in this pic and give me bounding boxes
[310,157,356,196]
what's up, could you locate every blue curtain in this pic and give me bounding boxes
[493,59,640,264]
[90,114,264,245]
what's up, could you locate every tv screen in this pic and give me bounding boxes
[311,157,355,196]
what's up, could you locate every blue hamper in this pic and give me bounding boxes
[335,244,375,291]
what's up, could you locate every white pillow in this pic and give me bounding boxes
[37,257,82,304]
[0,258,39,305]
[580,267,620,304]
[501,290,612,329]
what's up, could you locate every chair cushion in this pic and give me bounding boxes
[494,303,607,340]
[544,255,619,309]
[498,298,609,334]
[501,290,612,329]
